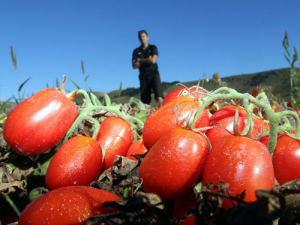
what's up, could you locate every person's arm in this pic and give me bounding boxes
[132,54,157,69]
[132,49,140,69]
[132,59,140,69]
[138,54,158,65]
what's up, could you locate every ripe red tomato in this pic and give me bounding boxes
[142,95,209,149]
[287,101,294,108]
[272,135,300,185]
[202,136,274,208]
[3,88,78,156]
[125,139,148,161]
[251,87,262,98]
[162,87,205,106]
[18,186,120,225]
[45,136,103,190]
[96,117,133,170]
[257,117,270,131]
[209,105,261,138]
[206,116,246,147]
[272,104,279,112]
[139,127,209,200]
[296,108,300,114]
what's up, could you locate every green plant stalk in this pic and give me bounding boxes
[64,89,144,143]
[192,87,300,154]
[4,195,21,217]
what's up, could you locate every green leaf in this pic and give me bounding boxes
[284,54,291,65]
[90,92,102,106]
[18,77,31,92]
[134,110,147,123]
[84,75,90,82]
[12,95,19,104]
[10,45,17,70]
[123,186,129,198]
[21,91,25,100]
[103,93,111,106]
[117,82,122,104]
[69,78,81,89]
[282,30,290,57]
[291,86,300,92]
[81,59,85,75]
[291,46,299,67]
[56,78,60,88]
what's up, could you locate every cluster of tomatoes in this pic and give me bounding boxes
[2,85,300,224]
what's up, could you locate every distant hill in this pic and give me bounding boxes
[95,67,294,104]
[4,67,295,112]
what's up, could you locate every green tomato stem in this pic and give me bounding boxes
[4,195,21,217]
[64,89,145,143]
[191,86,300,154]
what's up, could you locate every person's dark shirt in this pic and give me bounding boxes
[132,44,159,75]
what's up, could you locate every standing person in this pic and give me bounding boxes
[132,30,164,105]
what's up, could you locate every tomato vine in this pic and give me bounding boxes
[63,89,145,143]
[190,86,300,154]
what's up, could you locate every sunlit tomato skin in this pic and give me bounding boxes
[209,105,261,138]
[162,87,205,106]
[206,117,246,147]
[45,136,103,190]
[140,127,209,200]
[202,136,274,208]
[3,88,78,156]
[125,139,148,161]
[18,186,120,225]
[142,95,209,149]
[272,135,300,185]
[96,117,133,170]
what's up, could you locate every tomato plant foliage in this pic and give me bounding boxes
[2,74,300,224]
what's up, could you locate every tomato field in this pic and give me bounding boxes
[1,74,300,225]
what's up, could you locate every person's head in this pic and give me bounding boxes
[138,30,149,45]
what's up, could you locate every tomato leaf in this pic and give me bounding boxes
[18,78,31,92]
[90,156,140,197]
[69,78,81,89]
[85,192,170,225]
[81,59,85,75]
[10,45,17,70]
[103,93,111,106]
[84,75,89,82]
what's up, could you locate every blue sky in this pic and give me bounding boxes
[1,0,299,101]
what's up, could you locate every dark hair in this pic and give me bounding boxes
[138,30,148,38]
